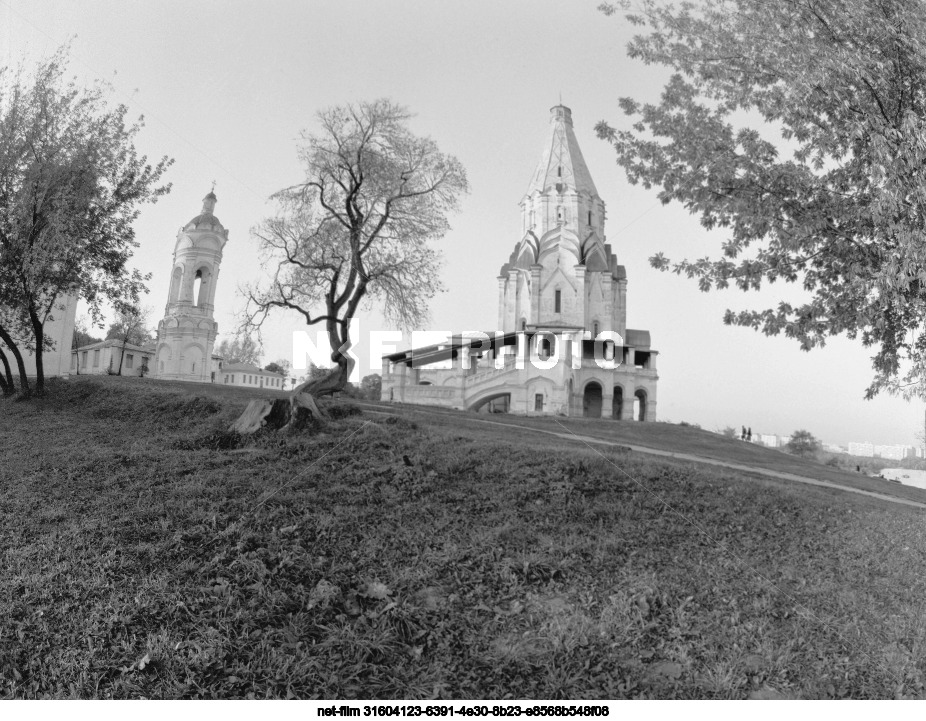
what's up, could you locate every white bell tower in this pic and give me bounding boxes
[154,190,228,382]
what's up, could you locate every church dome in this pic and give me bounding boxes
[184,212,224,230]
[184,190,224,231]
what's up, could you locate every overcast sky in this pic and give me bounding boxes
[3,0,924,447]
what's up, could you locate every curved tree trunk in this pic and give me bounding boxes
[230,353,355,435]
[0,325,31,397]
[0,345,14,395]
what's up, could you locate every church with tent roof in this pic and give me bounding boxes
[380,104,659,420]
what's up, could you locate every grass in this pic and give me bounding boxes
[2,376,926,699]
[368,400,926,505]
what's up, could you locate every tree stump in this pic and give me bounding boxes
[229,359,351,434]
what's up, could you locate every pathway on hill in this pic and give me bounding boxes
[356,403,926,512]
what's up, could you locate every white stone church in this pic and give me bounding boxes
[381,105,659,420]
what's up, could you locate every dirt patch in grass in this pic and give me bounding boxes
[2,378,926,698]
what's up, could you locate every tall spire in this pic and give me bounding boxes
[525,104,599,198]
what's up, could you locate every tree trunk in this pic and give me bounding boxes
[230,355,353,434]
[118,339,126,374]
[0,345,14,395]
[0,325,31,396]
[29,310,45,396]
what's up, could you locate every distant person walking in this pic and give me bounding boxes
[741,425,747,440]
[747,427,752,442]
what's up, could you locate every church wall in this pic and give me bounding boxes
[16,292,78,378]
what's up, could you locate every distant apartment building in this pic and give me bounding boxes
[847,442,915,460]
[757,434,780,448]
[848,442,874,457]
[874,444,915,461]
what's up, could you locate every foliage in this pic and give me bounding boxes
[106,307,151,347]
[215,335,262,366]
[72,315,103,350]
[0,46,171,394]
[243,99,468,393]
[360,373,382,401]
[597,0,926,398]
[264,359,291,377]
[786,429,820,459]
[2,376,926,698]
[106,306,151,375]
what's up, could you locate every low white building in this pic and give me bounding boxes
[72,340,155,376]
[221,363,286,390]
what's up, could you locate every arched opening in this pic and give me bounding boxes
[168,267,183,304]
[193,270,204,307]
[592,320,600,338]
[634,389,647,422]
[520,317,527,331]
[583,381,602,418]
[613,386,624,420]
[472,393,511,414]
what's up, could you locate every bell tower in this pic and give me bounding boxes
[154,190,228,382]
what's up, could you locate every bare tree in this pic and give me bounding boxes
[233,99,468,433]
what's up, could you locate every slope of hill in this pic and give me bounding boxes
[2,376,925,699]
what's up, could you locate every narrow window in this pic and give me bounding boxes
[520,318,526,331]
[557,166,562,177]
[93,349,100,367]
[588,210,592,225]
[555,289,561,313]
[192,362,195,373]
[593,321,600,337]
[126,354,134,369]
[192,270,202,307]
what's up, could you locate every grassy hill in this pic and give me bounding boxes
[2,376,925,699]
